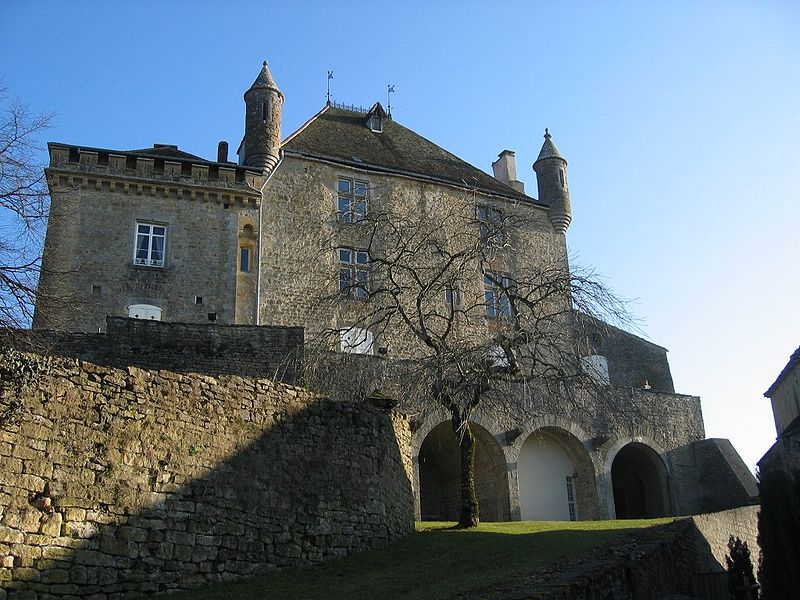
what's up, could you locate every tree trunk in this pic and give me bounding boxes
[453,416,479,528]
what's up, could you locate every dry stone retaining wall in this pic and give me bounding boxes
[0,353,414,598]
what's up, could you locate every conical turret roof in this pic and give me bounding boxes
[245,61,283,99]
[535,128,565,163]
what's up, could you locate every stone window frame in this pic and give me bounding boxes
[484,271,512,319]
[133,221,167,268]
[338,247,370,300]
[444,284,461,307]
[337,177,369,223]
[239,246,252,273]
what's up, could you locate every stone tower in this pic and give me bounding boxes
[241,61,283,172]
[533,129,572,234]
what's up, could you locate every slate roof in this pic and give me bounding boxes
[765,345,800,397]
[126,145,205,161]
[247,61,283,98]
[282,105,534,202]
[534,129,564,164]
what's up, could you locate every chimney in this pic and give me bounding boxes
[491,150,524,193]
[217,141,229,163]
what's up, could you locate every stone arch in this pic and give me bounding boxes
[417,420,510,522]
[606,440,671,519]
[517,426,599,520]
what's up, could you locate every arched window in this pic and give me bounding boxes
[128,304,162,321]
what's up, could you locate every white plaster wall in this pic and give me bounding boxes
[518,433,576,520]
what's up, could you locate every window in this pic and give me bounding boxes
[580,354,610,385]
[484,272,511,319]
[339,327,374,355]
[488,346,510,368]
[337,178,368,223]
[565,476,577,521]
[338,248,370,299]
[477,205,503,243]
[128,304,162,321]
[134,222,166,267]
[240,247,251,272]
[444,284,461,306]
[368,115,382,133]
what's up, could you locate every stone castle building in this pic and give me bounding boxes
[34,61,757,523]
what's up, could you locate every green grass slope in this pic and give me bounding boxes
[172,519,673,600]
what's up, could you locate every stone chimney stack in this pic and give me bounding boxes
[491,150,525,193]
[217,141,229,163]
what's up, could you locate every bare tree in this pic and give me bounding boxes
[0,89,52,328]
[306,188,633,528]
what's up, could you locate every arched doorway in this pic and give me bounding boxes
[610,442,669,518]
[517,428,597,520]
[418,421,510,522]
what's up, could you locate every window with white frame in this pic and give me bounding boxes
[338,247,370,299]
[484,272,512,319]
[337,178,368,223]
[339,327,374,354]
[134,222,166,267]
[128,304,162,321]
[477,205,503,243]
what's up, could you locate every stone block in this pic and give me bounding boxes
[11,567,40,581]
[64,521,98,539]
[39,514,62,538]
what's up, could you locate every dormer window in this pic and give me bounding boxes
[365,102,388,133]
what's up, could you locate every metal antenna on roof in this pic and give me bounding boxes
[387,84,395,119]
[326,71,334,105]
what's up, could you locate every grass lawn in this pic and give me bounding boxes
[172,518,673,600]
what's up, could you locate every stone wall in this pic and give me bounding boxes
[6,317,304,383]
[459,506,760,599]
[0,353,414,598]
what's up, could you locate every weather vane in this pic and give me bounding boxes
[387,84,395,118]
[326,71,334,105]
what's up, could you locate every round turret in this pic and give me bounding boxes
[532,129,572,234]
[242,61,284,172]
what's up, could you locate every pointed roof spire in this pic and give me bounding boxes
[535,128,565,163]
[246,60,283,99]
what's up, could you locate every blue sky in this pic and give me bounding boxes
[2,0,798,472]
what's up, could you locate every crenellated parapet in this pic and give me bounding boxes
[47,143,265,207]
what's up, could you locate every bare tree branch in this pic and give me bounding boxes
[0,88,53,329]
[303,185,635,527]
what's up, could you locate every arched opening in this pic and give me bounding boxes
[611,442,669,519]
[418,421,509,522]
[128,304,162,321]
[518,428,598,521]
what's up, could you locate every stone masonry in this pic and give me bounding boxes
[0,350,414,598]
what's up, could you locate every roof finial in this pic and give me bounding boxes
[326,70,334,106]
[544,128,551,139]
[263,60,267,67]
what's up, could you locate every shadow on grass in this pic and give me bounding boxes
[170,521,664,600]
